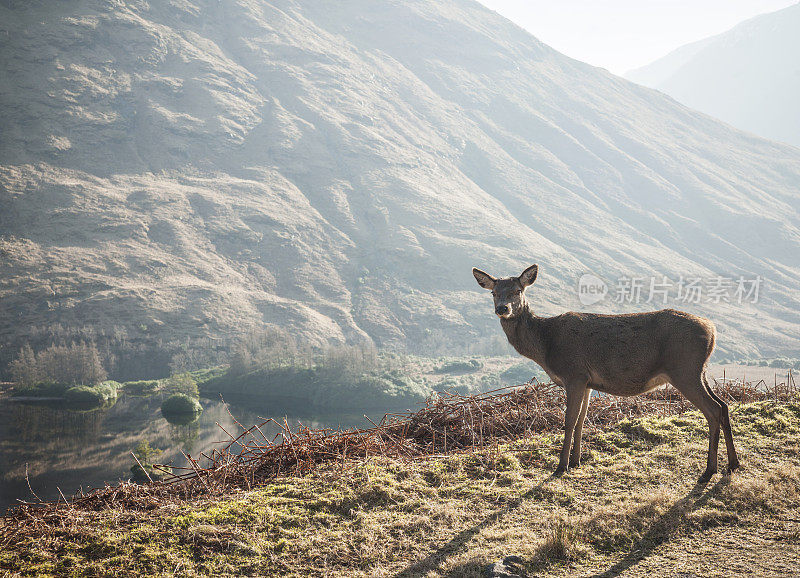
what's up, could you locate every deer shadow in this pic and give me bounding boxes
[394,474,731,578]
[588,475,731,578]
[393,478,551,577]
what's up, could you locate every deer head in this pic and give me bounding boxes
[472,264,538,319]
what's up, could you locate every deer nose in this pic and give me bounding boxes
[495,305,509,316]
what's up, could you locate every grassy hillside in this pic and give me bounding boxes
[3,401,799,576]
[1,0,799,366]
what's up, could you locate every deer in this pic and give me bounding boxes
[472,264,739,482]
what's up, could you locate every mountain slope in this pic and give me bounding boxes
[1,0,799,366]
[625,36,715,88]
[626,3,800,147]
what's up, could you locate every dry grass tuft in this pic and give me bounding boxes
[718,463,800,513]
[535,518,587,562]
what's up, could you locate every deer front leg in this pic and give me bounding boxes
[569,388,592,468]
[554,387,584,476]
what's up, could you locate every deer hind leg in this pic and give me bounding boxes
[703,373,740,473]
[555,385,587,475]
[569,388,592,468]
[672,373,723,482]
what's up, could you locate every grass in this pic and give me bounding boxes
[2,402,800,576]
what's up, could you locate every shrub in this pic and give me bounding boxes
[164,411,201,426]
[434,359,483,374]
[123,379,160,396]
[133,440,162,464]
[63,381,117,408]
[162,373,199,398]
[64,386,105,407]
[99,380,121,393]
[130,463,170,483]
[130,441,169,483]
[161,393,203,416]
[766,357,799,369]
[499,362,539,385]
[12,381,71,398]
[436,376,472,395]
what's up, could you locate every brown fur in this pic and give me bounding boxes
[473,264,739,481]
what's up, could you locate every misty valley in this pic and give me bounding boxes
[0,337,551,511]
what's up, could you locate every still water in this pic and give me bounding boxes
[0,393,373,512]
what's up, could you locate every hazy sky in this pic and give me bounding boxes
[477,0,798,74]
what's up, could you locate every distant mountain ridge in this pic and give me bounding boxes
[1,0,799,366]
[626,36,715,88]
[626,2,800,147]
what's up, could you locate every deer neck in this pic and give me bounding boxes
[500,302,547,365]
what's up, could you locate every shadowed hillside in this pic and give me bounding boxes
[1,0,799,364]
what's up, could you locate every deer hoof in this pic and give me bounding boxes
[726,460,741,475]
[552,466,567,477]
[568,459,581,469]
[698,468,716,483]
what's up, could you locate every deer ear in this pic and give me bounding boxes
[472,268,496,290]
[519,264,538,288]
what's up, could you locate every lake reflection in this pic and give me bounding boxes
[0,393,374,512]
